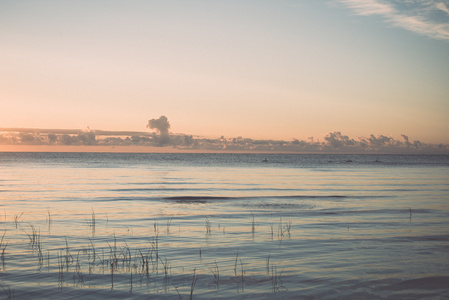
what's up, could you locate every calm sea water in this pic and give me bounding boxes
[1,152,448,299]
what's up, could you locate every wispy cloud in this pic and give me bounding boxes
[335,0,449,41]
[435,2,449,15]
[337,0,395,16]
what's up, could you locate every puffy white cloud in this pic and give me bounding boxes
[147,116,171,146]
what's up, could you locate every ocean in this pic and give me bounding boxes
[0,152,448,299]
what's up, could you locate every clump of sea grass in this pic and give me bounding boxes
[25,224,40,250]
[1,284,14,300]
[13,212,23,229]
[266,252,271,274]
[234,250,239,276]
[271,265,286,293]
[205,217,211,234]
[189,269,198,300]
[251,213,256,235]
[0,231,8,271]
[57,250,65,289]
[73,251,85,286]
[277,217,293,240]
[166,217,173,234]
[209,260,220,290]
[85,208,96,236]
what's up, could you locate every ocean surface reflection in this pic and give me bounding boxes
[0,153,448,299]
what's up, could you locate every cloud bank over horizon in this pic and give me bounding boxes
[1,120,447,154]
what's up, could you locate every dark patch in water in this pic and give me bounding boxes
[163,195,350,202]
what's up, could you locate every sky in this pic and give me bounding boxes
[1,0,448,144]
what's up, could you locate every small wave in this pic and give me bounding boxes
[313,208,436,216]
[383,276,449,290]
[163,196,234,203]
[254,203,316,210]
[279,195,348,199]
[403,234,449,242]
[110,188,198,192]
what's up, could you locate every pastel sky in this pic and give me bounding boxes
[1,0,448,143]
